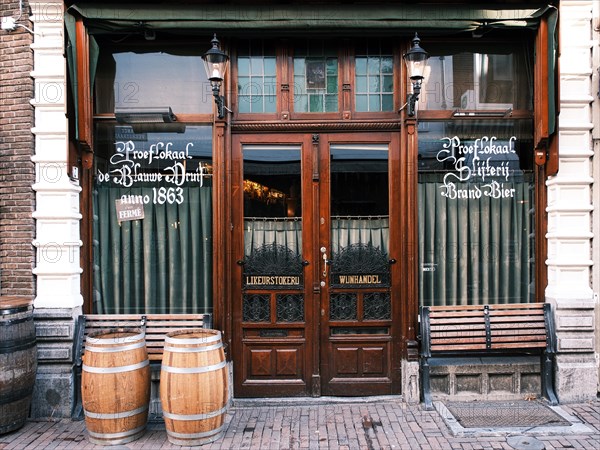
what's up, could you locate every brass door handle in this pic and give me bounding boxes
[320,247,328,278]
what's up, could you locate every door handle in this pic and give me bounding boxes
[320,247,328,278]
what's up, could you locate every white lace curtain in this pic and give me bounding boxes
[244,217,389,256]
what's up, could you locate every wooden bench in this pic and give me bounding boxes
[419,303,558,410]
[72,313,212,420]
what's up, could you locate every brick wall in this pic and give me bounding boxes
[0,0,35,296]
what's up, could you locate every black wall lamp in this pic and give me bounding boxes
[202,34,230,119]
[403,33,430,117]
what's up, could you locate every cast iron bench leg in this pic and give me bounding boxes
[421,358,433,410]
[542,353,559,405]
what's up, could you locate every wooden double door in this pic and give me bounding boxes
[231,132,402,397]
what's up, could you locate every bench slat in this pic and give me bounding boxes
[492,327,546,336]
[431,337,487,345]
[431,343,488,351]
[493,334,547,342]
[430,332,487,339]
[429,310,486,318]
[486,303,545,310]
[489,316,545,322]
[491,342,547,350]
[429,317,487,325]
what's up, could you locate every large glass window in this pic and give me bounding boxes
[421,43,532,111]
[94,44,212,114]
[418,120,535,306]
[93,39,215,315]
[93,124,213,314]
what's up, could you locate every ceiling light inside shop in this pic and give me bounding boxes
[115,107,176,124]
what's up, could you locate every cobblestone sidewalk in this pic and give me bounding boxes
[0,397,598,449]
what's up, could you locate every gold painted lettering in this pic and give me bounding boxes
[337,274,382,285]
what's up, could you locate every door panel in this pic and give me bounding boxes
[232,133,400,397]
[320,141,395,395]
[233,137,314,397]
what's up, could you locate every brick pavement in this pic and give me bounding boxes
[0,397,598,450]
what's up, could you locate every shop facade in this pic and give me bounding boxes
[0,0,598,419]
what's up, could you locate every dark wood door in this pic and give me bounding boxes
[318,134,400,395]
[232,133,401,397]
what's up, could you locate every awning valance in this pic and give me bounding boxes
[66,3,550,36]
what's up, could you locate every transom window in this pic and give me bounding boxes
[293,41,339,113]
[234,39,399,117]
[237,41,277,113]
[354,41,394,112]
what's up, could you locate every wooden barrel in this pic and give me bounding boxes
[0,297,37,435]
[160,329,229,446]
[81,329,150,445]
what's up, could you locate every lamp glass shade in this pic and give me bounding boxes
[404,55,428,80]
[202,35,229,82]
[403,34,429,80]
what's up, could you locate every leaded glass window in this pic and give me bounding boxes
[237,41,277,113]
[243,294,271,322]
[276,294,304,322]
[363,292,391,320]
[330,293,358,321]
[293,41,338,112]
[355,41,393,112]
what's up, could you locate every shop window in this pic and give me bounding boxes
[92,124,213,314]
[293,41,339,112]
[421,43,532,111]
[237,41,277,113]
[94,44,212,115]
[417,120,535,306]
[354,41,394,112]
[91,39,215,314]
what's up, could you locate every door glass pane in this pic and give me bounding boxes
[329,144,390,290]
[243,145,303,291]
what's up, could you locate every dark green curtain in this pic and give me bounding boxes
[93,183,212,314]
[418,174,534,306]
